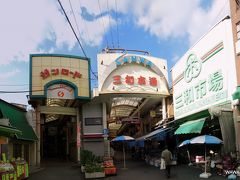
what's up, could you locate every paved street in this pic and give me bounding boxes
[29,160,227,180]
[29,160,81,180]
[105,160,225,180]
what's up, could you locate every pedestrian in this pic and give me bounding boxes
[161,145,172,178]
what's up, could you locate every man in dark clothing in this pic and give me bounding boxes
[161,146,172,178]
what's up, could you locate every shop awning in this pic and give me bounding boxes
[145,128,169,140]
[0,125,22,137]
[232,86,240,100]
[0,100,38,141]
[174,118,205,135]
[137,128,169,141]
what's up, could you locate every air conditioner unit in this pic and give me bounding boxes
[236,40,240,55]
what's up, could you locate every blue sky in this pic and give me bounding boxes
[0,0,229,105]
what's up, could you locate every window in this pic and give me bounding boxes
[85,117,102,126]
[237,22,240,40]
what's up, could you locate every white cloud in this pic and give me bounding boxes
[0,0,229,66]
[0,69,20,80]
[0,0,115,65]
[128,0,229,45]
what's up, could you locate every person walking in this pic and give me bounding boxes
[161,145,172,178]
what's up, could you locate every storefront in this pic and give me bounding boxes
[29,54,91,164]
[92,49,171,157]
[172,17,237,154]
[0,99,37,165]
[0,99,37,179]
[28,52,172,164]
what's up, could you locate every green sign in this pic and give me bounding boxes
[175,69,224,111]
[184,54,202,83]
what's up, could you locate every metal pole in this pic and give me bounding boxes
[204,144,207,174]
[36,105,41,166]
[77,109,80,163]
[123,144,126,169]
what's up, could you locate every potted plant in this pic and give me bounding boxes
[85,162,105,179]
[80,150,93,172]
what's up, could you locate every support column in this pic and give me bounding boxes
[36,105,41,166]
[102,103,109,157]
[162,98,167,120]
[77,108,80,163]
[233,108,240,159]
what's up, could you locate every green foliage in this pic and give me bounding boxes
[80,150,93,166]
[81,149,104,173]
[85,162,104,173]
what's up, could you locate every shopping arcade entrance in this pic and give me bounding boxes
[96,50,172,139]
[94,93,169,139]
[30,98,85,164]
[28,54,91,165]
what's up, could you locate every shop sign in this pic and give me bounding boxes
[103,128,109,138]
[176,68,224,109]
[115,55,153,68]
[40,68,82,79]
[113,75,157,86]
[47,84,74,99]
[174,53,229,118]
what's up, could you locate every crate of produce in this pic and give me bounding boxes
[104,166,117,175]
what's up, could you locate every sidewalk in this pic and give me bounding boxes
[105,160,226,180]
[29,165,45,174]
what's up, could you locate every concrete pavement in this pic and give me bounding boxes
[106,160,226,180]
[28,161,81,180]
[28,159,227,180]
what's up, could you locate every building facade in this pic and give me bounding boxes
[29,54,91,164]
[230,0,240,159]
[0,99,37,166]
[172,17,237,154]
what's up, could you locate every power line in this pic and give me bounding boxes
[115,0,120,48]
[0,90,44,94]
[77,0,91,46]
[98,0,109,47]
[107,0,114,48]
[0,84,29,87]
[57,0,87,57]
[68,0,83,44]
[57,0,98,80]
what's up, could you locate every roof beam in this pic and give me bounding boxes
[130,99,149,117]
[40,106,77,116]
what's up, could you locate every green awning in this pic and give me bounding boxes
[232,86,240,100]
[0,101,38,141]
[174,118,205,135]
[0,125,22,137]
[11,116,38,141]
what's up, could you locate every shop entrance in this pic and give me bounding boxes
[39,104,80,163]
[42,118,68,159]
